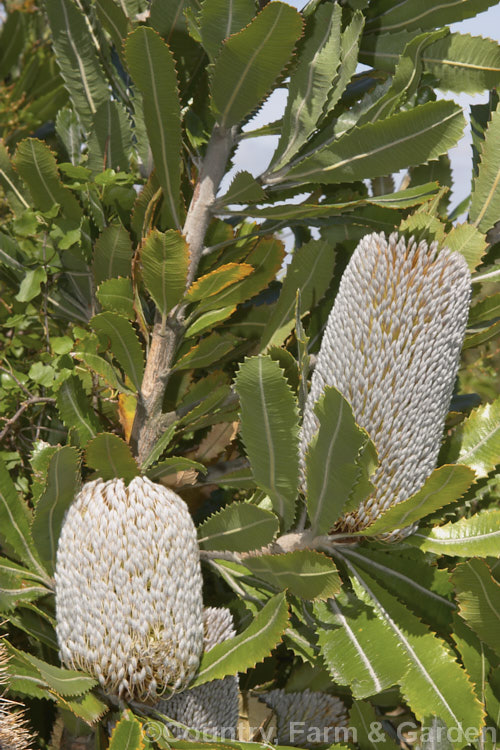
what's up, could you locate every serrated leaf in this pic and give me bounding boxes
[453,559,500,658]
[97,277,134,318]
[243,550,341,601]
[198,501,279,552]
[315,593,406,698]
[85,433,139,482]
[455,396,500,477]
[0,10,25,79]
[364,0,497,35]
[185,306,236,337]
[14,138,82,223]
[57,690,109,725]
[126,27,182,228]
[470,104,500,233]
[344,560,483,745]
[235,356,300,529]
[141,424,176,470]
[0,140,29,213]
[146,456,206,481]
[31,446,80,575]
[350,700,399,750]
[4,642,54,699]
[93,224,133,285]
[199,0,255,60]
[410,510,500,557]
[95,0,129,55]
[23,652,97,697]
[141,229,189,316]
[469,294,500,325]
[358,465,476,536]
[109,710,145,749]
[44,0,110,131]
[186,263,254,302]
[270,3,342,171]
[268,101,464,186]
[92,312,145,390]
[218,171,267,205]
[463,319,500,350]
[87,100,132,175]
[192,592,289,686]
[56,107,83,166]
[306,387,368,536]
[210,2,303,128]
[56,374,100,444]
[422,33,500,95]
[77,352,132,395]
[174,332,236,370]
[261,240,335,349]
[445,223,487,271]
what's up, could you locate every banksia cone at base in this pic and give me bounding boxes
[260,689,348,746]
[55,476,204,702]
[1,642,34,750]
[300,232,471,535]
[157,608,239,738]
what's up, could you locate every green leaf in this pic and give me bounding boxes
[218,171,267,205]
[243,550,341,601]
[422,33,500,95]
[350,700,399,750]
[192,592,289,686]
[324,10,364,116]
[109,711,145,749]
[56,375,100,444]
[455,396,500,478]
[14,138,82,222]
[198,501,279,552]
[469,294,500,325]
[16,267,47,303]
[186,263,254,303]
[24,652,97,697]
[345,560,483,745]
[56,107,83,166]
[44,0,110,131]
[315,592,406,698]
[4,642,55,699]
[173,332,236,370]
[445,223,487,271]
[199,0,255,60]
[0,141,29,213]
[141,424,176,470]
[306,387,369,536]
[146,456,207,481]
[0,10,25,79]
[31,446,80,575]
[57,691,109,725]
[85,433,139,482]
[234,356,300,529]
[410,510,500,557]
[141,229,190,315]
[87,100,132,175]
[92,312,145,391]
[94,0,129,55]
[358,465,476,536]
[77,352,132,395]
[210,2,303,128]
[364,0,498,35]
[93,224,133,285]
[125,27,182,228]
[453,559,500,658]
[97,277,134,319]
[185,306,236,337]
[470,104,500,234]
[261,240,335,349]
[269,3,342,171]
[268,101,464,186]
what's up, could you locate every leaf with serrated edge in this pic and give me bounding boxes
[146,456,207,481]
[199,0,255,60]
[92,312,145,391]
[324,10,364,116]
[141,229,189,316]
[186,263,254,302]
[88,100,132,174]
[210,2,303,128]
[24,652,97,697]
[446,223,487,271]
[192,592,289,686]
[364,0,497,35]
[410,510,500,558]
[141,425,177,471]
[243,550,341,601]
[55,691,109,726]
[306,387,368,535]
[198,501,279,552]
[93,224,133,285]
[109,710,145,748]
[453,559,500,658]
[31,446,80,575]
[86,433,139,482]
[56,375,100,444]
[358,465,476,536]
[185,306,237,337]
[174,333,236,370]
[456,395,500,477]
[218,171,267,205]
[125,27,182,228]
[96,278,134,319]
[470,103,500,233]
[235,356,300,529]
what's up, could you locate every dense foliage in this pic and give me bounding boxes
[1,0,500,747]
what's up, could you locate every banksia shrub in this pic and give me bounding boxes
[260,689,348,746]
[55,476,204,701]
[158,607,239,738]
[0,641,34,750]
[300,232,471,534]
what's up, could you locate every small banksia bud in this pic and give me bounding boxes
[55,476,204,701]
[260,688,348,746]
[158,607,239,738]
[1,641,35,750]
[300,232,471,534]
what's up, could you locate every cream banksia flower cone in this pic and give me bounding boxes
[55,476,204,702]
[300,231,471,535]
[157,607,239,738]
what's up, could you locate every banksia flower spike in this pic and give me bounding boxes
[55,476,204,702]
[300,231,471,535]
[1,641,35,750]
[157,607,239,738]
[260,689,348,747]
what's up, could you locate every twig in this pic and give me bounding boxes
[0,397,56,443]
